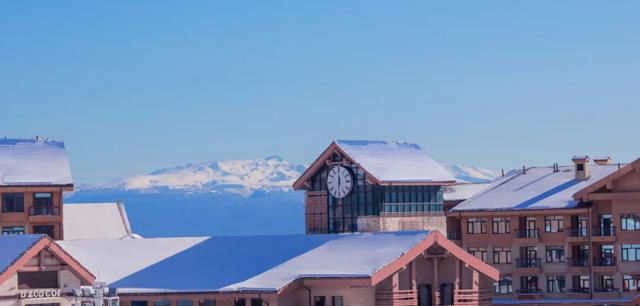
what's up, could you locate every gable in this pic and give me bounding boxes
[293,140,456,190]
[574,158,640,201]
[0,235,95,286]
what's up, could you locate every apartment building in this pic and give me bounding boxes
[0,138,73,240]
[447,157,640,305]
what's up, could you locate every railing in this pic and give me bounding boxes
[29,206,60,216]
[567,228,588,237]
[516,288,541,294]
[592,226,616,237]
[447,232,461,240]
[516,258,541,268]
[568,258,589,267]
[594,287,619,293]
[594,256,617,266]
[454,289,492,306]
[375,289,417,306]
[514,229,539,238]
[567,287,590,294]
[382,203,444,215]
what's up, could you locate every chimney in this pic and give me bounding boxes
[593,156,613,165]
[572,156,590,181]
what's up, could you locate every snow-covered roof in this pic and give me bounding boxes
[0,235,43,274]
[443,183,491,202]
[451,164,620,212]
[0,138,73,186]
[335,140,456,183]
[63,203,139,240]
[58,231,430,293]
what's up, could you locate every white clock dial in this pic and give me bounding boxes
[326,166,353,199]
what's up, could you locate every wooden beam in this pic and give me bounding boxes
[19,265,68,272]
[586,192,640,201]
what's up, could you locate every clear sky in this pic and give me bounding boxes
[1,1,639,184]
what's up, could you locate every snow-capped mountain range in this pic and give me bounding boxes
[78,156,497,196]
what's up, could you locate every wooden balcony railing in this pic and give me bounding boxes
[375,290,417,306]
[454,289,492,306]
[29,206,60,216]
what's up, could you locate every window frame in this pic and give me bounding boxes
[545,246,565,263]
[492,217,511,234]
[2,193,24,213]
[493,247,512,264]
[467,217,487,234]
[544,216,564,233]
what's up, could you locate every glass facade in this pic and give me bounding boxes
[308,152,444,233]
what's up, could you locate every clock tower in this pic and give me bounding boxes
[293,140,457,234]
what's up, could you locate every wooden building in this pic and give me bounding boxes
[0,138,74,240]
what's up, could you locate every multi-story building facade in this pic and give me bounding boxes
[448,156,640,305]
[292,140,458,234]
[0,138,73,240]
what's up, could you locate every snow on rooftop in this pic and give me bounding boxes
[58,237,207,285]
[63,203,138,240]
[0,138,73,186]
[451,164,620,212]
[335,140,455,183]
[59,231,430,292]
[443,183,491,201]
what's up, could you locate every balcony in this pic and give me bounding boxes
[591,226,616,240]
[567,228,588,237]
[568,258,589,267]
[447,231,461,241]
[593,287,619,293]
[28,206,60,216]
[516,258,541,268]
[375,289,416,306]
[594,256,617,267]
[514,229,539,239]
[567,288,590,294]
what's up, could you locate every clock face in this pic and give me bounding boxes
[327,166,353,199]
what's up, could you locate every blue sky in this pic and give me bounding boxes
[1,1,639,184]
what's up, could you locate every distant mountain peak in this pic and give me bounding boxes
[78,156,496,197]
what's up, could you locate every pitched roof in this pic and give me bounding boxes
[0,138,73,186]
[0,234,95,285]
[64,203,139,240]
[59,231,498,294]
[293,140,456,189]
[0,235,43,274]
[443,183,491,202]
[451,164,620,212]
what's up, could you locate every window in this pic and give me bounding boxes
[544,216,564,232]
[547,276,565,293]
[234,299,246,306]
[600,275,615,290]
[622,244,640,261]
[573,275,590,291]
[18,271,58,289]
[2,193,24,212]
[131,302,148,306]
[33,192,53,207]
[177,301,193,306]
[545,246,565,263]
[467,218,487,234]
[314,296,326,306]
[621,214,640,231]
[623,275,640,292]
[520,276,538,291]
[577,164,585,171]
[468,247,488,262]
[331,296,343,306]
[492,217,511,234]
[154,301,170,306]
[494,277,512,294]
[33,225,55,239]
[200,300,215,306]
[250,299,262,306]
[2,226,25,235]
[493,247,512,264]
